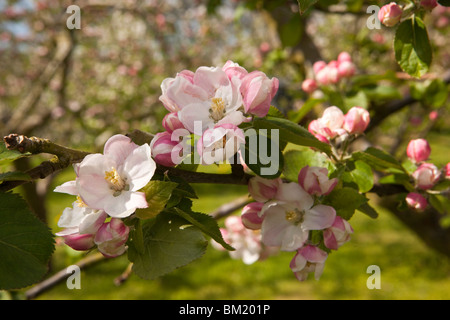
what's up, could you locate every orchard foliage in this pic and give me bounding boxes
[0,0,449,294]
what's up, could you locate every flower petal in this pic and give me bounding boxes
[303,204,336,230]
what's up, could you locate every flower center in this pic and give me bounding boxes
[104,167,128,195]
[285,209,305,225]
[76,195,88,208]
[210,97,226,122]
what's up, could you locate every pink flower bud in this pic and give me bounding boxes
[301,78,318,93]
[150,131,181,167]
[337,60,356,78]
[337,52,352,63]
[240,70,279,117]
[445,163,450,179]
[298,165,338,196]
[241,202,264,230]
[405,192,428,211]
[343,106,370,134]
[412,163,441,190]
[323,216,353,250]
[94,218,130,258]
[290,245,328,281]
[162,112,185,133]
[63,233,96,251]
[313,61,327,74]
[315,65,339,86]
[406,139,431,163]
[248,176,282,202]
[378,2,403,27]
[420,0,438,10]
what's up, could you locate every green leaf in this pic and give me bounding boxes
[135,180,178,219]
[241,128,284,178]
[297,0,318,14]
[352,147,405,173]
[349,160,374,193]
[283,148,334,182]
[357,203,379,219]
[128,212,207,280]
[0,142,30,164]
[394,17,432,78]
[253,116,332,156]
[173,206,234,251]
[323,187,368,220]
[0,192,55,290]
[428,194,450,214]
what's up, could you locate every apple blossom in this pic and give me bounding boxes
[260,182,336,251]
[445,163,450,179]
[420,0,438,11]
[308,106,345,140]
[406,139,431,163]
[323,216,353,250]
[150,131,182,167]
[211,216,263,265]
[94,218,130,258]
[222,60,248,81]
[160,64,247,133]
[290,245,328,281]
[337,51,352,63]
[315,64,339,86]
[405,192,428,211]
[240,70,279,117]
[196,123,245,165]
[162,112,185,133]
[301,78,318,93]
[55,134,156,218]
[343,106,370,134]
[298,165,338,196]
[313,60,327,74]
[337,60,356,78]
[412,163,441,190]
[241,202,264,230]
[248,176,282,203]
[378,2,403,27]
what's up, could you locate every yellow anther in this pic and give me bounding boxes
[104,167,126,191]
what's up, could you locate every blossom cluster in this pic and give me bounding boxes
[231,167,353,281]
[54,134,156,257]
[404,138,449,211]
[308,105,370,145]
[150,60,279,166]
[301,52,356,94]
[378,1,441,28]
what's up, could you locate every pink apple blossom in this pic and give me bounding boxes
[343,106,370,134]
[241,202,264,230]
[248,176,282,203]
[445,163,450,179]
[298,165,338,196]
[420,0,438,10]
[150,131,182,167]
[240,70,279,117]
[313,60,327,74]
[260,182,336,251]
[315,64,339,85]
[94,218,130,258]
[412,163,441,190]
[55,134,156,218]
[337,52,352,63]
[406,139,431,163]
[211,216,263,265]
[162,112,185,133]
[222,60,248,81]
[290,245,328,281]
[337,60,356,78]
[308,106,345,140]
[405,192,428,211]
[323,216,353,250]
[301,78,318,93]
[159,64,247,133]
[378,2,403,27]
[196,123,245,165]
